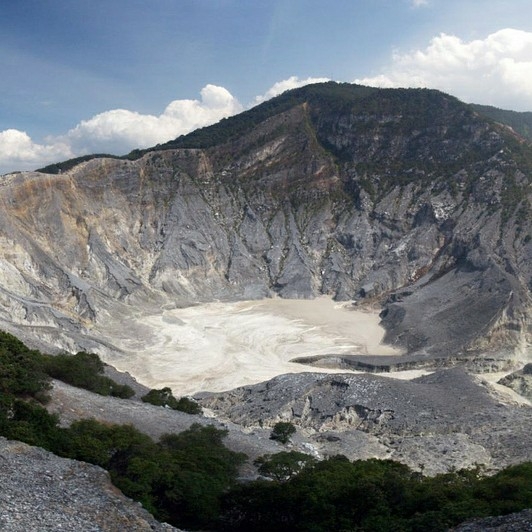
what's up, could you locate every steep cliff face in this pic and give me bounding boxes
[1,83,531,365]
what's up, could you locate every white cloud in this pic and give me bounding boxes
[0,85,243,174]
[6,47,531,176]
[56,84,243,155]
[1,78,336,174]
[411,0,428,7]
[356,28,532,111]
[0,129,73,174]
[253,75,330,105]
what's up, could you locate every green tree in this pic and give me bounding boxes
[0,332,49,400]
[153,424,246,528]
[270,421,296,444]
[43,351,134,398]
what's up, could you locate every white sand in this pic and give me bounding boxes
[96,296,420,396]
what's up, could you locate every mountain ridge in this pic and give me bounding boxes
[35,82,532,175]
[2,82,531,531]
[470,102,532,142]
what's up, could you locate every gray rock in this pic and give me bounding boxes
[199,369,532,474]
[48,379,286,479]
[452,509,532,531]
[0,437,178,531]
[498,364,532,401]
[1,88,532,367]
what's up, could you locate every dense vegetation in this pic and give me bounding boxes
[138,82,376,154]
[63,420,245,528]
[1,329,531,530]
[0,331,244,528]
[37,153,120,174]
[221,457,532,531]
[44,351,134,398]
[471,103,532,142]
[130,84,532,161]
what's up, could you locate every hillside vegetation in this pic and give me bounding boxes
[0,331,245,529]
[471,103,532,141]
[1,330,531,530]
[37,83,532,175]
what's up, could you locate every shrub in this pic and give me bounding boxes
[270,421,296,444]
[254,451,316,481]
[0,331,50,400]
[141,387,201,414]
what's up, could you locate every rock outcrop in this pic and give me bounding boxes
[48,379,286,478]
[0,437,178,531]
[452,508,532,531]
[499,363,532,401]
[198,369,532,475]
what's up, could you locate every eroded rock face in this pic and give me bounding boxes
[0,437,178,531]
[0,84,531,367]
[198,369,532,474]
[499,363,532,401]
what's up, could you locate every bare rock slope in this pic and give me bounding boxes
[499,363,532,400]
[452,509,532,531]
[0,437,178,532]
[199,368,532,475]
[0,83,531,369]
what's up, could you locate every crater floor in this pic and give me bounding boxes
[93,296,409,395]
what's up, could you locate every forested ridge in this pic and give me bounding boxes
[37,82,532,176]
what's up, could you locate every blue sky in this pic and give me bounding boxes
[1,0,532,173]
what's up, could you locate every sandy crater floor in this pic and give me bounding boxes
[95,297,423,396]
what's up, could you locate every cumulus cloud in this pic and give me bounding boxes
[0,85,243,174]
[253,75,330,104]
[1,78,336,174]
[0,129,73,174]
[356,28,532,111]
[56,84,243,155]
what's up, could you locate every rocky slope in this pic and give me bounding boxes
[198,368,532,475]
[0,437,178,531]
[44,364,532,476]
[452,509,532,531]
[471,103,532,142]
[498,363,532,400]
[48,379,287,479]
[1,83,531,370]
